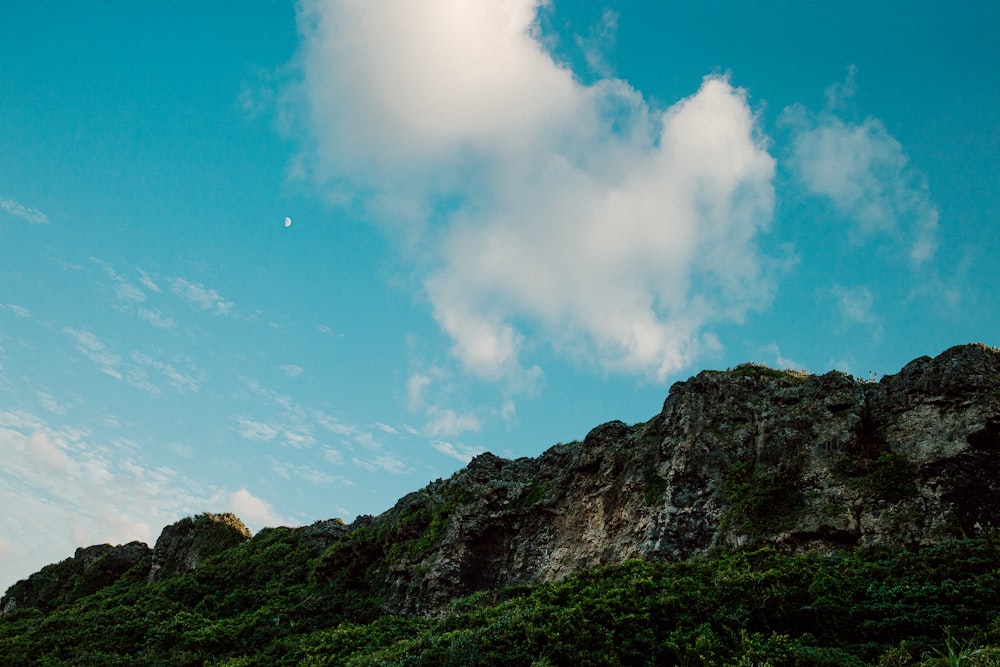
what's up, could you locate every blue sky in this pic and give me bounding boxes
[1,1,997,591]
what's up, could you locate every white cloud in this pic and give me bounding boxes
[169,277,234,316]
[138,271,162,293]
[431,440,486,463]
[65,327,123,380]
[828,284,883,341]
[35,390,69,415]
[236,417,280,441]
[292,1,778,382]
[269,459,347,486]
[352,453,407,475]
[0,195,49,224]
[783,106,939,265]
[114,281,146,305]
[282,430,315,449]
[138,307,176,329]
[824,64,857,110]
[575,8,619,78]
[280,363,304,377]
[219,488,290,529]
[424,406,481,438]
[762,343,803,371]
[1,304,32,318]
[131,351,203,394]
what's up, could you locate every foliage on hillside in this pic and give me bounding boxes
[3,527,1000,666]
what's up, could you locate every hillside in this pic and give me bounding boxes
[2,343,1000,665]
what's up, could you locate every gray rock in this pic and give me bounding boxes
[370,343,1000,615]
[147,512,252,582]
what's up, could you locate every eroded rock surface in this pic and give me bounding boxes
[366,343,1000,614]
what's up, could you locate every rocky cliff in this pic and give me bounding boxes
[356,343,1000,614]
[4,343,999,620]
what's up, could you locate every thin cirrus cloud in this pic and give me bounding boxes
[782,95,939,266]
[65,327,124,380]
[64,326,203,396]
[0,195,49,224]
[291,0,779,384]
[169,277,234,316]
[432,440,486,464]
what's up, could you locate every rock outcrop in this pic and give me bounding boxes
[147,512,252,582]
[358,343,1000,615]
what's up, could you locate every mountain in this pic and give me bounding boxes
[2,343,1000,665]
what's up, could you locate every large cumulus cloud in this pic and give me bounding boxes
[293,0,778,381]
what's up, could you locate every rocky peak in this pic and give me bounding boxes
[148,512,252,582]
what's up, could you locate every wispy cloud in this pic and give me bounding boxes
[431,440,485,464]
[575,8,620,78]
[407,372,433,411]
[783,71,939,266]
[169,277,234,316]
[131,351,203,394]
[1,304,32,319]
[65,327,123,380]
[424,406,480,438]
[235,417,280,441]
[35,389,70,415]
[138,307,176,329]
[236,377,408,476]
[90,259,178,328]
[761,343,803,371]
[279,364,304,377]
[352,453,407,475]
[292,0,779,383]
[270,458,350,486]
[138,271,162,293]
[281,430,315,449]
[0,196,49,224]
[65,323,204,395]
[828,284,883,341]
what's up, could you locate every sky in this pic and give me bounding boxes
[1,0,997,592]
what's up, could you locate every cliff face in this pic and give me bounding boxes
[367,343,1000,614]
[4,344,999,620]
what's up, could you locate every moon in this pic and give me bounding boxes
[284,217,292,228]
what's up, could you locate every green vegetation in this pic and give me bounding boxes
[835,451,921,503]
[722,460,805,534]
[5,525,1000,665]
[643,467,669,506]
[724,363,810,384]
